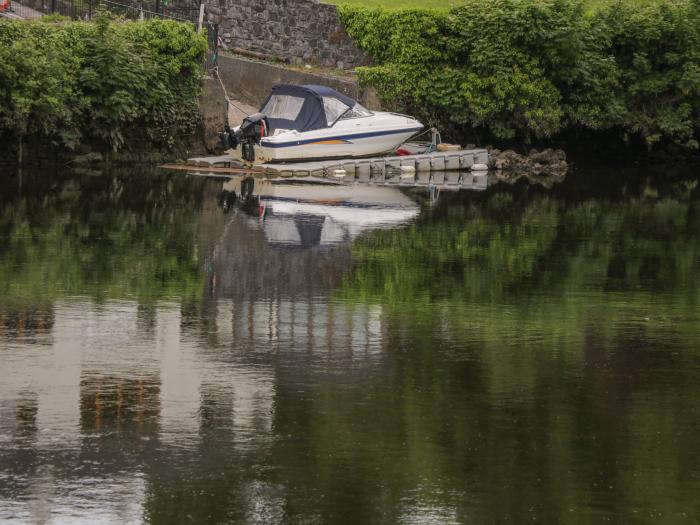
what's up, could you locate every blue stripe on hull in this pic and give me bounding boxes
[261,127,423,149]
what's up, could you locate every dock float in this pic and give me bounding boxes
[177,148,491,180]
[261,149,491,178]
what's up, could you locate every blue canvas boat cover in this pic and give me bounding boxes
[259,84,359,133]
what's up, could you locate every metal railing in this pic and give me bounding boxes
[3,0,198,21]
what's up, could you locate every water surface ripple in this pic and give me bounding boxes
[1,166,699,524]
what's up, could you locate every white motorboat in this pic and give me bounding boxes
[220,84,423,163]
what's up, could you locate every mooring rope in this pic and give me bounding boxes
[212,66,251,124]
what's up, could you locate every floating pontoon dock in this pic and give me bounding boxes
[261,149,490,178]
[171,148,491,180]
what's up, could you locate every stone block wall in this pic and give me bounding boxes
[204,0,366,70]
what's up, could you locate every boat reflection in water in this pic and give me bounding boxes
[204,178,428,360]
[222,177,423,250]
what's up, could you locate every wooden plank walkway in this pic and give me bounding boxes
[161,163,262,175]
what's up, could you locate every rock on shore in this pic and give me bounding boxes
[490,148,568,176]
[484,147,568,188]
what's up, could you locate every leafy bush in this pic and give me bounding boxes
[0,22,81,146]
[39,13,71,23]
[339,0,700,150]
[599,0,700,149]
[0,16,207,152]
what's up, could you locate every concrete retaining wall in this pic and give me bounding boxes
[199,76,228,152]
[217,54,381,111]
[204,0,366,70]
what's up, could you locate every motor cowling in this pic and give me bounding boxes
[219,113,269,163]
[238,113,268,143]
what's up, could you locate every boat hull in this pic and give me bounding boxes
[259,126,423,163]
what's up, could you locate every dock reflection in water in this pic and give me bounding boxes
[1,166,700,523]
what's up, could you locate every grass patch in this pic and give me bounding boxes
[328,0,466,9]
[327,0,663,11]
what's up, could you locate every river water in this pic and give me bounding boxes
[0,164,699,524]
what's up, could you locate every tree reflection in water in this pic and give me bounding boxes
[0,166,699,523]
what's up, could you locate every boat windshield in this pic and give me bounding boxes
[339,103,373,120]
[322,97,351,126]
[261,95,305,120]
[323,98,373,125]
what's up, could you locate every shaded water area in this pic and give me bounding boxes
[1,164,699,524]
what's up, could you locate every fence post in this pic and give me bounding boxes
[197,2,205,33]
[50,0,56,14]
[88,0,92,20]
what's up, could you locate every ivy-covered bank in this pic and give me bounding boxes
[0,17,207,162]
[339,0,700,153]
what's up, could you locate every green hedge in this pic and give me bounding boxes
[339,0,700,150]
[0,17,207,153]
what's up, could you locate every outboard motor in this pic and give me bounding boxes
[219,113,269,163]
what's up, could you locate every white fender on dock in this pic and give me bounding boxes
[400,165,416,179]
